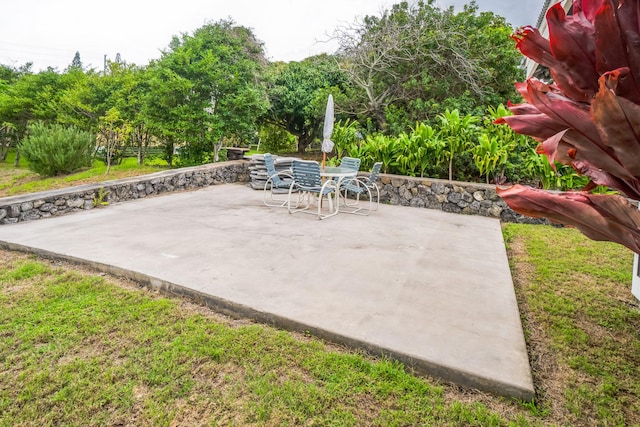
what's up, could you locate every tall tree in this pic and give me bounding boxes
[147,19,269,165]
[334,0,522,132]
[0,68,65,136]
[265,54,350,153]
[0,64,29,161]
[69,51,83,71]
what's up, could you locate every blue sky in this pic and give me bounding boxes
[0,0,545,72]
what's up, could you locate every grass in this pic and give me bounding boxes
[0,151,169,197]
[503,224,640,426]
[0,251,530,427]
[0,225,639,425]
[2,153,640,425]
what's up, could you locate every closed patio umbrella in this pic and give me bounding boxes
[321,94,334,170]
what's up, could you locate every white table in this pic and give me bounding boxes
[321,167,358,212]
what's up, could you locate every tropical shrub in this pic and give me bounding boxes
[331,119,363,160]
[19,122,95,177]
[364,134,400,174]
[396,122,445,178]
[497,0,640,253]
[437,109,480,181]
[474,133,513,184]
[258,123,296,154]
[476,105,536,185]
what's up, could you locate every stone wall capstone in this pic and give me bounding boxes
[0,161,249,225]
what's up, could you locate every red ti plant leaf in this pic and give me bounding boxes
[546,2,599,102]
[511,27,556,70]
[497,185,640,253]
[594,0,640,103]
[592,69,640,177]
[498,0,640,253]
[574,0,606,22]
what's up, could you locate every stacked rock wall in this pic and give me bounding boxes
[0,161,248,224]
[0,160,549,225]
[375,174,549,224]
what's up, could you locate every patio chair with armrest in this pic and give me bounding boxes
[263,153,294,207]
[288,160,338,220]
[335,156,361,208]
[338,156,361,172]
[340,161,382,214]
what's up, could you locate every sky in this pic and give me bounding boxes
[0,0,546,72]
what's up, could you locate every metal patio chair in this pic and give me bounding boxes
[287,160,338,220]
[338,156,361,172]
[263,153,294,207]
[340,161,382,214]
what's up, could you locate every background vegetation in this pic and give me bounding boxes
[0,0,582,188]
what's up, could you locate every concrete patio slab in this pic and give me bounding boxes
[0,183,534,399]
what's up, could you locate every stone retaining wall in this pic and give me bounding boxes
[0,161,248,225]
[0,160,547,225]
[375,174,549,224]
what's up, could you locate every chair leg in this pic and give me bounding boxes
[371,184,380,210]
[288,185,308,213]
[338,186,372,216]
[264,178,289,207]
[316,181,338,220]
[342,188,360,207]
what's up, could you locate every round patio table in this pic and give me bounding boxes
[321,167,359,212]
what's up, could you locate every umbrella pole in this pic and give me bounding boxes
[323,152,327,170]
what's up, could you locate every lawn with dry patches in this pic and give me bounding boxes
[1,222,639,426]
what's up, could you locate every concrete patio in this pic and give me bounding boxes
[0,183,534,400]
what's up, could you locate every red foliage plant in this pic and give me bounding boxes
[497,0,640,253]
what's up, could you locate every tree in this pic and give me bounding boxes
[497,0,640,253]
[0,64,25,161]
[0,63,95,165]
[99,108,130,173]
[147,19,269,165]
[265,55,349,153]
[0,67,65,163]
[69,51,83,71]
[333,0,522,132]
[116,64,155,165]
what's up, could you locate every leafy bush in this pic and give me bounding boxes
[476,105,536,185]
[19,123,95,177]
[258,124,296,153]
[396,123,445,178]
[330,104,600,185]
[331,119,362,160]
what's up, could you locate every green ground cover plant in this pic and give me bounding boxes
[1,224,639,426]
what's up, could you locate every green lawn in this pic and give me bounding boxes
[0,152,169,197]
[504,225,640,426]
[1,224,639,426]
